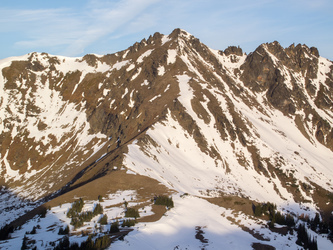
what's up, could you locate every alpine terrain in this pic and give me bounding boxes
[0,28,332,249]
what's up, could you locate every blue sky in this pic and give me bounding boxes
[0,0,332,60]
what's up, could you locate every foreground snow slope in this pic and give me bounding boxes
[113,195,333,250]
[2,193,332,250]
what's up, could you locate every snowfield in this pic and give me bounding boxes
[111,195,332,250]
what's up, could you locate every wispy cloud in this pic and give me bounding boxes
[0,0,332,59]
[0,7,84,54]
[62,0,160,55]
[0,0,160,56]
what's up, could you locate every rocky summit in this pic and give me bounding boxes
[0,28,332,249]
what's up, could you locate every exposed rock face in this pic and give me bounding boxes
[224,46,243,56]
[0,28,332,227]
[239,41,333,150]
[242,43,298,115]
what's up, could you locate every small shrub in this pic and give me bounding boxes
[180,193,189,198]
[122,219,136,227]
[40,207,48,218]
[58,225,69,235]
[110,221,120,233]
[98,195,104,202]
[154,195,174,208]
[234,201,245,205]
[125,208,140,218]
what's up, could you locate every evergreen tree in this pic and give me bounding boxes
[296,223,318,250]
[21,235,28,250]
[79,235,94,249]
[40,207,48,218]
[67,198,84,218]
[94,235,111,249]
[296,223,308,247]
[30,226,37,234]
[285,214,295,227]
[154,195,174,208]
[311,213,320,232]
[58,225,69,235]
[308,236,318,250]
[125,207,140,218]
[68,242,80,249]
[0,224,14,240]
[53,236,70,250]
[93,203,104,215]
[98,214,108,225]
[268,214,276,228]
[122,219,136,227]
[254,205,262,217]
[110,221,120,233]
[329,214,333,238]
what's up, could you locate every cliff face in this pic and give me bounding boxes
[0,29,332,218]
[240,41,333,148]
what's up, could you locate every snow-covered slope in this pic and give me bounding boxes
[0,52,110,200]
[0,28,332,249]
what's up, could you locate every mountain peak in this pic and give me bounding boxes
[169,28,193,39]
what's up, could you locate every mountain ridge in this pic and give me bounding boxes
[0,26,332,204]
[0,28,332,249]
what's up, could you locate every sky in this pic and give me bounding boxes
[0,0,332,60]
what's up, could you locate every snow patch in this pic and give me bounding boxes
[141,80,149,86]
[122,88,129,99]
[161,35,171,45]
[137,49,153,63]
[149,94,161,102]
[126,63,135,71]
[158,65,165,76]
[112,60,130,70]
[131,68,142,80]
[167,49,177,64]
